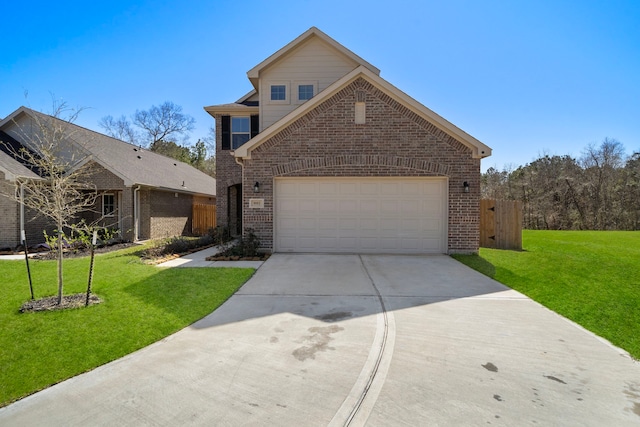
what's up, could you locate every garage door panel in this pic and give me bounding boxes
[275,178,447,253]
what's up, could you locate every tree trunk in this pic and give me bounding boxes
[86,243,95,307]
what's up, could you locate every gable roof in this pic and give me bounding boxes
[234,66,492,160]
[0,107,216,196]
[0,150,43,182]
[246,27,380,89]
[0,130,45,180]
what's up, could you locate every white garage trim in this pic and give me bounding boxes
[274,177,448,254]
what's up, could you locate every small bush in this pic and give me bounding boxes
[217,228,261,258]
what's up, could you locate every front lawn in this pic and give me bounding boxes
[453,230,640,359]
[0,245,255,407]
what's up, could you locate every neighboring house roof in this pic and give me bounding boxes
[234,66,492,160]
[0,107,216,196]
[0,151,43,182]
[0,130,45,180]
[245,27,380,90]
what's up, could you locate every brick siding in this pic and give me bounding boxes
[0,173,20,248]
[239,77,481,253]
[214,114,243,234]
[148,190,193,239]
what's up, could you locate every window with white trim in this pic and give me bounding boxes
[294,81,318,104]
[298,84,314,101]
[268,82,290,104]
[103,193,115,217]
[271,85,286,101]
[231,117,251,149]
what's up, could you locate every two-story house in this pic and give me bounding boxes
[205,27,491,254]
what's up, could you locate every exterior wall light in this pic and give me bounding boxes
[463,181,470,193]
[253,182,260,193]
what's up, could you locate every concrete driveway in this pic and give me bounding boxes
[1,254,639,426]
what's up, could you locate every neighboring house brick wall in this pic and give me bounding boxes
[148,190,193,239]
[214,113,242,233]
[139,189,151,240]
[120,187,135,241]
[79,162,127,232]
[0,173,19,248]
[24,205,54,245]
[241,78,480,253]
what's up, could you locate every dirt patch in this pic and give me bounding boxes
[20,293,102,313]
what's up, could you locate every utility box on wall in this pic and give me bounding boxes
[480,199,523,250]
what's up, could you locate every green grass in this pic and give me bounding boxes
[453,230,640,359]
[0,246,255,407]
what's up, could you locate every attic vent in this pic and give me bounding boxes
[355,102,366,124]
[133,148,138,152]
[356,90,366,103]
[174,163,177,166]
[137,155,141,159]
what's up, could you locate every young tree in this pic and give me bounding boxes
[2,102,99,305]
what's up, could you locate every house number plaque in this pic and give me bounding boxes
[249,198,264,209]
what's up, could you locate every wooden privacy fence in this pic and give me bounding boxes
[192,204,217,235]
[480,199,523,250]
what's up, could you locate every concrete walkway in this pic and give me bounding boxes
[155,245,264,269]
[1,254,639,426]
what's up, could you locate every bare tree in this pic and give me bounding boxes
[133,101,195,146]
[98,115,138,144]
[581,138,626,229]
[1,101,99,305]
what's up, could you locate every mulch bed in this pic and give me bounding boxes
[206,253,271,262]
[31,242,137,260]
[20,293,102,313]
[142,244,219,265]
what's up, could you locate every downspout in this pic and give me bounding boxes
[133,185,141,241]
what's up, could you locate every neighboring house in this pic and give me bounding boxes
[0,107,216,249]
[206,27,492,254]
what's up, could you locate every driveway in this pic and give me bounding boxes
[1,254,639,426]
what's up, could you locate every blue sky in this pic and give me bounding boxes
[1,0,638,171]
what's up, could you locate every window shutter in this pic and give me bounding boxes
[250,115,259,138]
[221,116,230,150]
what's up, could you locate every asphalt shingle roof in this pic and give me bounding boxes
[3,108,215,196]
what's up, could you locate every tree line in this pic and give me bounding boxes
[99,101,215,177]
[482,138,640,230]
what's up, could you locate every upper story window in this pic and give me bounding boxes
[294,81,318,104]
[268,82,290,104]
[221,115,258,150]
[270,85,286,101]
[231,117,251,149]
[298,85,314,101]
[103,194,115,217]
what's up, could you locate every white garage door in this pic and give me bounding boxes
[275,177,448,254]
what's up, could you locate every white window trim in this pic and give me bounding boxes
[293,80,318,104]
[102,193,116,217]
[231,116,251,149]
[267,81,290,105]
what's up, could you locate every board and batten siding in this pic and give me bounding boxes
[259,37,360,130]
